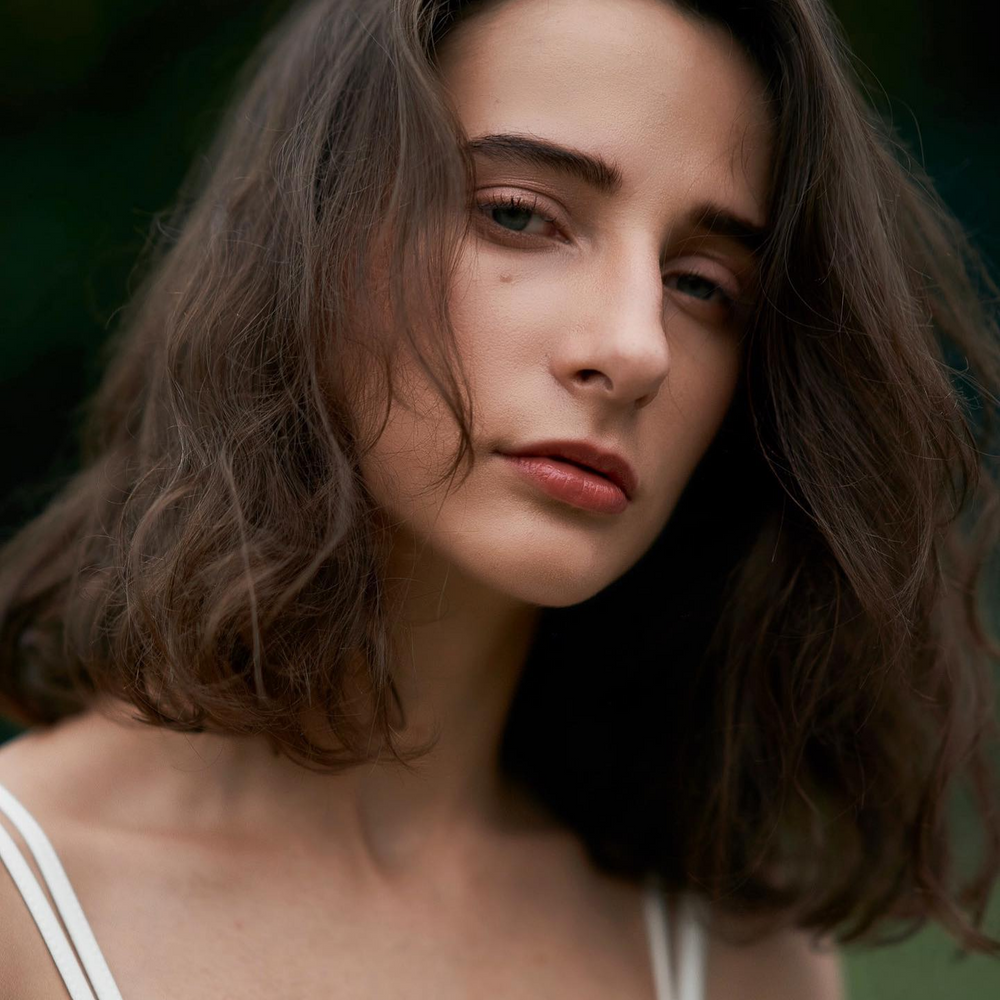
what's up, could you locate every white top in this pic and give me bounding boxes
[0,780,706,999]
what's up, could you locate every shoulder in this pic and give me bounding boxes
[704,904,844,1000]
[0,731,86,999]
[0,858,73,1000]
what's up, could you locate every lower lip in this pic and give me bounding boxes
[500,454,630,514]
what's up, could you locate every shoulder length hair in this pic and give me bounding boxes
[2,0,999,954]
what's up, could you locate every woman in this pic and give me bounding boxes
[0,0,998,996]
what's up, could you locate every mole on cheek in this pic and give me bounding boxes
[499,273,513,284]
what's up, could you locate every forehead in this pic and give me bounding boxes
[436,0,772,225]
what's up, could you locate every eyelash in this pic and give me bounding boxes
[474,193,739,311]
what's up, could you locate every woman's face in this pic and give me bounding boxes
[359,0,772,608]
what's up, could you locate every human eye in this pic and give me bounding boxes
[662,260,744,319]
[474,191,565,243]
[664,271,733,307]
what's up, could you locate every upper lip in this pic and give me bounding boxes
[499,439,638,500]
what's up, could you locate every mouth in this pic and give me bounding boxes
[548,456,612,476]
[541,456,621,493]
[498,440,637,500]
[496,440,638,515]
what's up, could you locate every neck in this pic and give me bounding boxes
[350,528,544,851]
[89,531,545,880]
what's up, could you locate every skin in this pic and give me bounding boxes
[371,0,768,612]
[0,1,842,996]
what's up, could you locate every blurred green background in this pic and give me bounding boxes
[1,1,998,995]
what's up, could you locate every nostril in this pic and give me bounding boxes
[575,369,613,389]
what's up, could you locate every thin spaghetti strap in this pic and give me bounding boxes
[0,782,124,1000]
[642,872,673,1000]
[0,816,97,1000]
[675,892,708,1000]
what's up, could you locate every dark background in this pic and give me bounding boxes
[1,1,998,994]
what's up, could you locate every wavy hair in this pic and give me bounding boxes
[2,0,999,953]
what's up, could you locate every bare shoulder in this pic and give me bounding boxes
[705,904,844,1000]
[0,727,82,999]
[0,857,73,1000]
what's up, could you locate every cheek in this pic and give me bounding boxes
[355,362,459,516]
[646,339,742,514]
[445,255,527,387]
[669,318,743,425]
[690,350,741,439]
[342,285,474,515]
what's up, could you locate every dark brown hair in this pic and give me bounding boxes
[2,0,999,953]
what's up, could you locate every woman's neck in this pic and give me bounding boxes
[77,539,545,882]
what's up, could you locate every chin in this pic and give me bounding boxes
[373,465,666,610]
[435,511,651,609]
[485,564,612,608]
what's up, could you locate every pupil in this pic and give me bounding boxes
[677,274,716,300]
[494,206,532,232]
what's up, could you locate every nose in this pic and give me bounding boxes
[550,248,670,411]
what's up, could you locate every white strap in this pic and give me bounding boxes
[0,818,97,999]
[0,782,124,1000]
[643,874,673,1000]
[643,876,708,1000]
[675,893,707,1000]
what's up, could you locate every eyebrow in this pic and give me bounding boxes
[466,131,625,196]
[465,131,768,254]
